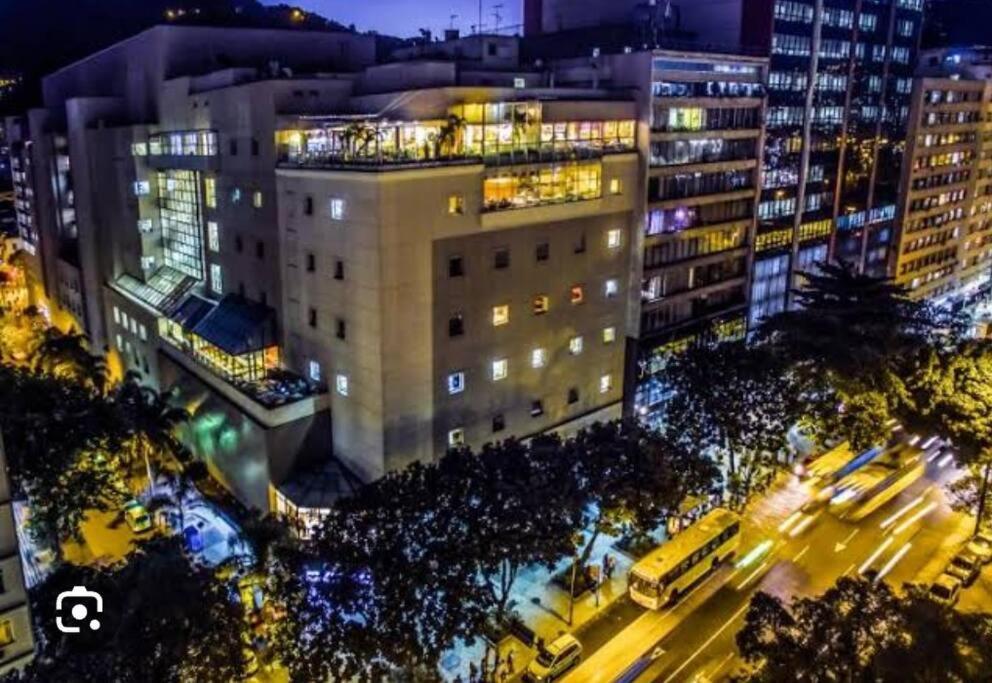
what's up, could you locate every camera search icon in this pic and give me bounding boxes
[55,585,104,634]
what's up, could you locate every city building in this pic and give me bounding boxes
[7,26,641,524]
[892,47,992,304]
[0,435,34,674]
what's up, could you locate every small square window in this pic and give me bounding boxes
[569,336,584,355]
[567,387,579,404]
[208,221,220,252]
[210,263,223,295]
[449,256,464,277]
[607,229,622,249]
[533,295,549,315]
[229,139,238,156]
[448,428,465,447]
[494,248,510,269]
[536,242,550,262]
[334,260,344,280]
[308,308,318,328]
[336,374,349,396]
[600,374,613,394]
[448,194,464,215]
[531,348,547,368]
[304,196,314,215]
[514,77,526,89]
[609,178,622,195]
[603,326,617,344]
[139,324,148,341]
[133,181,150,196]
[570,285,585,304]
[530,400,544,417]
[230,188,242,204]
[449,314,465,337]
[306,253,316,272]
[235,235,243,253]
[492,305,509,326]
[251,138,260,156]
[448,371,465,395]
[113,306,120,324]
[308,360,321,382]
[336,318,347,340]
[253,190,263,208]
[492,358,508,381]
[605,279,619,298]
[492,414,505,432]
[329,198,345,220]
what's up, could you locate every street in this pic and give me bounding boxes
[564,444,981,683]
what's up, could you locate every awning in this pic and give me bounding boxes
[190,294,277,355]
[169,294,214,329]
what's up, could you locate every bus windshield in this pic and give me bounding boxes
[629,571,659,597]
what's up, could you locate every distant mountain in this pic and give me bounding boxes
[0,0,395,114]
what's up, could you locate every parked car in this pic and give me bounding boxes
[525,634,582,682]
[123,501,152,533]
[929,574,962,607]
[966,530,992,564]
[946,551,982,586]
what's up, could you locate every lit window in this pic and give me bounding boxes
[230,188,241,204]
[207,221,220,252]
[609,178,622,195]
[130,319,137,335]
[252,190,263,208]
[448,194,464,215]
[210,263,223,294]
[447,371,465,395]
[569,336,584,355]
[531,348,547,368]
[139,324,147,341]
[0,618,14,647]
[121,311,129,328]
[492,305,510,326]
[204,177,217,208]
[531,400,544,417]
[335,374,349,396]
[329,198,345,220]
[492,358,508,381]
[309,360,321,382]
[112,306,120,325]
[605,279,619,298]
[131,142,148,156]
[607,229,622,249]
[603,326,616,344]
[115,334,123,350]
[137,218,153,233]
[133,181,150,196]
[600,374,613,393]
[570,285,584,304]
[533,295,549,315]
[514,77,526,89]
[448,428,465,447]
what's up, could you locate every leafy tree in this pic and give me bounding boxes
[662,341,803,506]
[31,328,108,393]
[736,576,992,682]
[18,537,248,682]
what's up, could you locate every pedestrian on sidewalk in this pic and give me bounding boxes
[506,649,515,674]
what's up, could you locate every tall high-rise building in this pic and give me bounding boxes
[892,47,992,304]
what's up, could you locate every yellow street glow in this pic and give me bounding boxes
[859,536,894,574]
[789,513,819,537]
[880,490,929,529]
[892,501,938,536]
[778,510,802,534]
[874,542,912,583]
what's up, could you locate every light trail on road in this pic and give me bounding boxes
[874,542,912,582]
[892,501,938,535]
[661,604,750,683]
[859,536,895,574]
[879,490,930,530]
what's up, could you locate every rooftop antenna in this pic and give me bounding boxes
[478,0,483,34]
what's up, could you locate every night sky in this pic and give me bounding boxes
[279,0,523,38]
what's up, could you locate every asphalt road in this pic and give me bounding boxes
[564,443,978,683]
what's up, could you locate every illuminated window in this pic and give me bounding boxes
[514,77,526,89]
[533,295,549,315]
[113,306,120,325]
[605,279,619,298]
[600,374,613,393]
[207,221,220,252]
[116,334,123,350]
[609,178,622,195]
[607,229,622,249]
[133,181,150,196]
[492,305,509,326]
[131,142,148,156]
[531,400,544,417]
[139,324,147,341]
[448,194,464,215]
[335,374,349,396]
[569,336,584,355]
[447,371,465,395]
[492,358,508,381]
[0,619,14,647]
[570,285,584,304]
[309,360,321,382]
[252,190,263,208]
[329,198,345,220]
[448,428,465,447]
[204,177,217,208]
[603,326,616,344]
[210,263,223,294]
[230,188,242,204]
[531,348,547,368]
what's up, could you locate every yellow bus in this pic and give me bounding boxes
[628,508,741,609]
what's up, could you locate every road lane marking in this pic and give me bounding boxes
[708,652,736,679]
[859,536,895,574]
[778,510,803,534]
[880,490,930,530]
[793,544,810,562]
[921,435,939,450]
[926,449,943,464]
[834,529,859,552]
[892,501,938,536]
[938,453,955,469]
[736,560,770,591]
[789,513,819,537]
[843,563,857,576]
[662,603,751,683]
[874,542,912,583]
